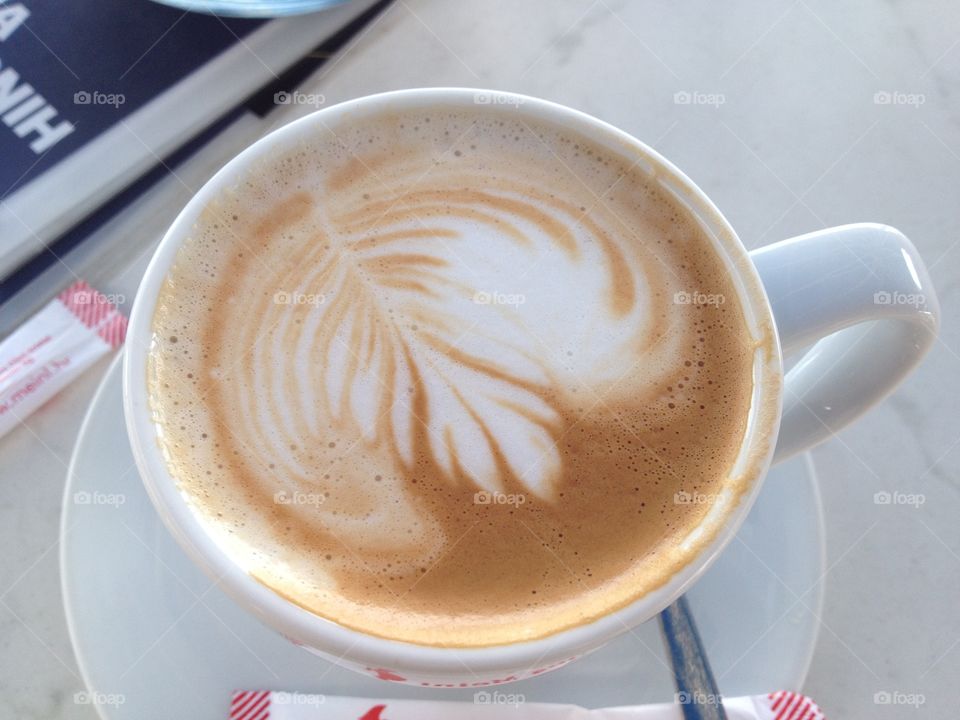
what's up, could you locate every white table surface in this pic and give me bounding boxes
[2,1,959,717]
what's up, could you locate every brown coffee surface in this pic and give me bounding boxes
[147,104,757,646]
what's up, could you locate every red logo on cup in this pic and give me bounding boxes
[368,667,406,682]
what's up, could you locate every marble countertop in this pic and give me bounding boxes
[2,0,958,717]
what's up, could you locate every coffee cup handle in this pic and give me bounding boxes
[748,223,939,463]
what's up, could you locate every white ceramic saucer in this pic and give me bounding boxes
[61,356,825,719]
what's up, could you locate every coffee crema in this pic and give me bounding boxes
[148,104,758,646]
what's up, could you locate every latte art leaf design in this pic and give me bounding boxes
[237,176,669,501]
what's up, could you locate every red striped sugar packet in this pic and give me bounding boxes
[0,280,127,438]
[229,690,825,720]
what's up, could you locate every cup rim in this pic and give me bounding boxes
[123,87,783,676]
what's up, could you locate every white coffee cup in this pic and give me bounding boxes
[123,88,938,687]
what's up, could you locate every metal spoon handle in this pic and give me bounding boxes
[659,596,728,720]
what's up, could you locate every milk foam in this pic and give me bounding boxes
[148,105,756,646]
